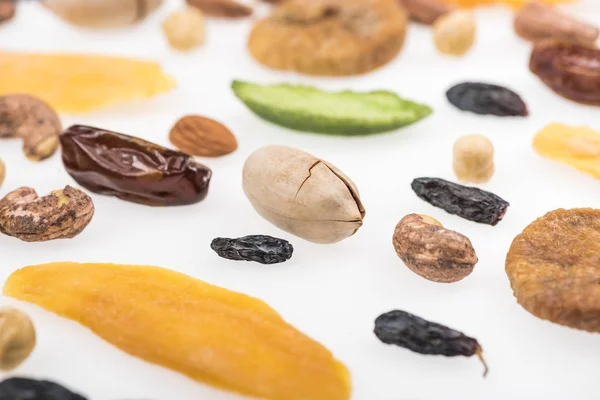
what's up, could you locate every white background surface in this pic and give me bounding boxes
[0,1,599,399]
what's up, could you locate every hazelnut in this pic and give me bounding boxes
[433,10,476,56]
[163,8,205,51]
[0,307,36,371]
[453,134,494,183]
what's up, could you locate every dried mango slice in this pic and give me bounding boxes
[0,52,175,113]
[3,263,351,400]
[533,123,600,179]
[440,0,572,8]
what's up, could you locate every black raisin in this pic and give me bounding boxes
[446,82,528,116]
[374,310,488,376]
[0,377,87,400]
[211,235,293,264]
[411,177,509,225]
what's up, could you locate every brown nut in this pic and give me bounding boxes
[433,10,476,56]
[186,0,252,18]
[398,0,454,25]
[0,159,5,189]
[163,8,205,51]
[0,186,94,242]
[514,2,599,46]
[0,94,62,161]
[0,307,36,371]
[169,115,237,157]
[0,0,16,23]
[393,214,478,283]
[453,134,494,184]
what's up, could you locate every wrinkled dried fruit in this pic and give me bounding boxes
[0,0,15,23]
[398,0,454,25]
[453,134,494,183]
[169,115,237,157]
[0,186,94,242]
[248,0,408,76]
[433,10,476,56]
[514,2,599,45]
[163,8,205,51]
[374,310,488,376]
[0,377,86,400]
[506,208,600,332]
[61,125,212,206]
[533,123,600,179]
[0,308,36,371]
[211,235,294,264]
[393,214,478,283]
[0,52,175,113]
[243,145,365,244]
[232,81,432,135]
[3,263,352,400]
[530,41,600,106]
[0,94,62,161]
[411,177,509,225]
[43,0,163,27]
[446,82,528,116]
[186,0,252,18]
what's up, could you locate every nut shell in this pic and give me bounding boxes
[506,208,600,332]
[393,214,478,283]
[243,145,365,244]
[248,0,407,76]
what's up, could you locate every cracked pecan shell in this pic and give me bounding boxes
[505,208,600,332]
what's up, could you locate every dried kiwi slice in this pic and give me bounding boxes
[232,80,432,135]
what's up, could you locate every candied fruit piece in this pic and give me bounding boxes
[0,52,175,113]
[3,262,351,400]
[533,123,600,179]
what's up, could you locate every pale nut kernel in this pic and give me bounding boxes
[393,214,478,283]
[433,10,476,56]
[163,8,205,51]
[453,134,494,184]
[0,307,36,371]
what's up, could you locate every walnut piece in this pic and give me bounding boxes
[506,208,600,333]
[0,307,36,371]
[0,186,94,242]
[393,214,478,283]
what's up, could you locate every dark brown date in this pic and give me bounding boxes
[60,125,212,206]
[374,310,488,376]
[530,40,600,106]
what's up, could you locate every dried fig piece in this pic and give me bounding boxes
[248,0,408,76]
[506,208,600,333]
[530,41,600,106]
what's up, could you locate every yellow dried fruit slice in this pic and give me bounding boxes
[506,209,600,333]
[3,262,351,400]
[0,52,175,113]
[533,123,600,179]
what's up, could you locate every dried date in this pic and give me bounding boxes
[211,235,293,264]
[411,177,509,225]
[60,125,212,206]
[0,377,87,400]
[374,310,488,376]
[446,82,528,116]
[530,40,600,106]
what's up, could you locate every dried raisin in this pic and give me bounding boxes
[446,82,528,116]
[211,235,294,264]
[0,377,87,400]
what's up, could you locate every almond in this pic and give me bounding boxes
[169,115,238,157]
[186,0,252,18]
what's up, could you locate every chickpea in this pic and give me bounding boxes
[453,134,494,183]
[0,307,36,371]
[433,10,476,56]
[163,8,205,51]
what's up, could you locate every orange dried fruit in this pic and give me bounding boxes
[248,0,408,76]
[3,262,351,400]
[533,123,600,179]
[0,52,175,113]
[506,209,600,333]
[439,0,572,8]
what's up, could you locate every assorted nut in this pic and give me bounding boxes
[0,0,15,23]
[169,115,237,156]
[453,134,494,183]
[43,0,164,27]
[0,94,62,161]
[186,0,252,18]
[243,145,365,244]
[398,0,454,25]
[0,186,94,242]
[433,10,476,56]
[163,8,205,51]
[0,307,36,371]
[393,214,478,283]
